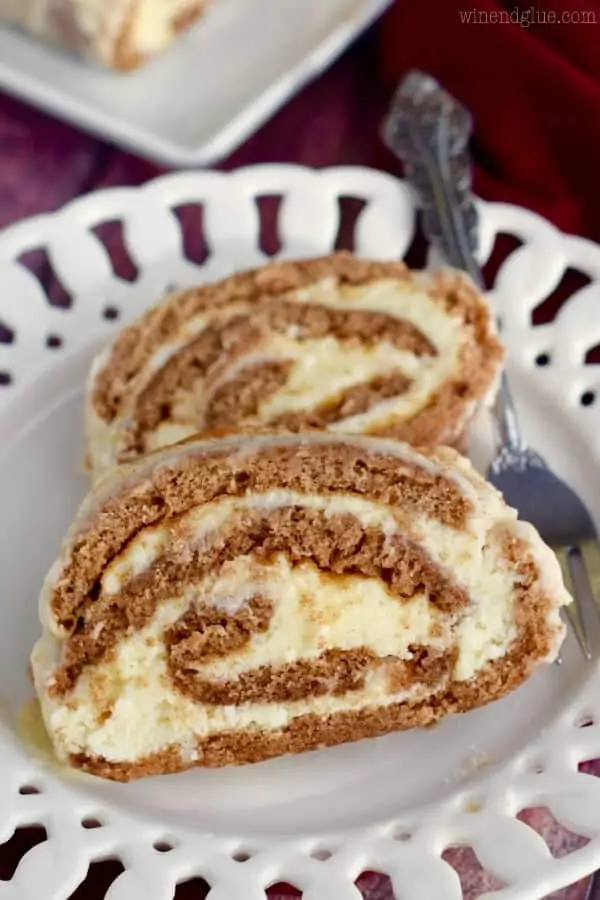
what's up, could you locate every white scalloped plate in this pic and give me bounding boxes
[1,165,600,900]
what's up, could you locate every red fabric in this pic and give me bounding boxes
[377,0,600,242]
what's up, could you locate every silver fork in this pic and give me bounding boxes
[382,69,600,661]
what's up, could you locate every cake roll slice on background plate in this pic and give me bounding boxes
[31,431,569,781]
[0,0,206,69]
[85,252,504,481]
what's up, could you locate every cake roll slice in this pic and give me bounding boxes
[85,252,504,481]
[32,431,568,781]
[0,0,206,70]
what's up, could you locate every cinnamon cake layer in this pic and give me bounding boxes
[85,252,504,481]
[31,432,568,781]
[0,0,206,70]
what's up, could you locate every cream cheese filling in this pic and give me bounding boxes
[96,489,520,682]
[132,0,203,53]
[87,277,468,473]
[70,431,483,563]
[34,430,570,765]
[187,554,446,678]
[32,486,533,762]
[32,611,422,764]
[146,280,465,449]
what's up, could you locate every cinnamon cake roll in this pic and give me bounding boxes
[85,252,504,481]
[0,1,207,70]
[31,431,568,781]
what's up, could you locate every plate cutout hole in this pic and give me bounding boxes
[0,321,14,344]
[173,204,210,266]
[356,872,395,899]
[535,352,551,367]
[46,334,63,349]
[0,826,48,881]
[153,840,175,853]
[309,847,332,861]
[267,884,302,898]
[334,196,368,252]
[81,818,103,830]
[391,825,412,842]
[482,233,524,290]
[18,784,41,795]
[255,195,283,257]
[531,267,592,326]
[18,248,74,309]
[442,845,507,897]
[585,343,600,364]
[578,759,600,776]
[103,306,120,321]
[232,849,252,862]
[517,807,589,858]
[174,876,211,899]
[92,221,139,282]
[68,859,125,899]
[402,223,429,269]
[0,371,12,386]
[576,714,594,727]
[580,390,596,407]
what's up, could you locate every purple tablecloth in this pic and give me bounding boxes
[0,26,597,900]
[0,29,389,230]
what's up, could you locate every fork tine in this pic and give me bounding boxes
[555,547,592,660]
[564,603,592,661]
[579,540,600,615]
[556,546,575,597]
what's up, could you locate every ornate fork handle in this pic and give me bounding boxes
[382,70,524,455]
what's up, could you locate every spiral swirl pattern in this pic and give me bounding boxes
[32,431,568,781]
[85,253,504,481]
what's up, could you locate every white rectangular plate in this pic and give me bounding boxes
[0,0,393,168]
